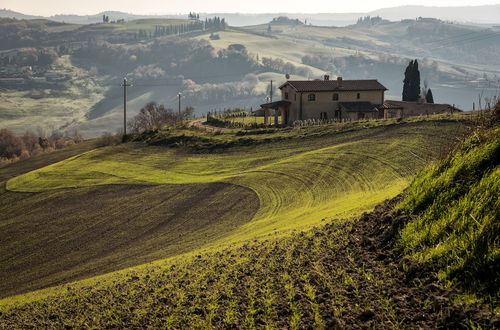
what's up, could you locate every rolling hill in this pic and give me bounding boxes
[0,118,467,297]
[1,14,500,138]
[0,113,498,327]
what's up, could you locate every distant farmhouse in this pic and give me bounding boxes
[261,76,387,125]
[260,76,460,125]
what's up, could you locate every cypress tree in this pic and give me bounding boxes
[426,88,434,103]
[403,59,423,102]
[410,59,421,101]
[402,60,413,101]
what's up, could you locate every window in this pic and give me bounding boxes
[284,92,289,100]
[294,93,297,101]
[308,93,316,101]
[332,93,339,101]
[320,112,328,120]
[357,93,361,99]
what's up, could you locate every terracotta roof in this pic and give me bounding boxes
[339,102,379,113]
[279,80,387,92]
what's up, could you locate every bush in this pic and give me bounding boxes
[97,132,121,147]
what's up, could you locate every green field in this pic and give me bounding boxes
[0,120,467,300]
[2,116,498,327]
[0,55,106,135]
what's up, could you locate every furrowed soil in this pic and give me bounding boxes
[0,182,259,298]
[0,197,496,328]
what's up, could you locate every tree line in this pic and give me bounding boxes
[0,128,83,164]
[139,17,226,40]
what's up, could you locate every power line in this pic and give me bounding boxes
[431,32,500,50]
[421,29,492,46]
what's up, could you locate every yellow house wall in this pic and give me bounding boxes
[280,86,385,123]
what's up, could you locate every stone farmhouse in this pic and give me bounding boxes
[260,76,387,125]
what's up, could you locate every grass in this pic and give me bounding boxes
[0,120,468,300]
[0,139,101,182]
[398,124,500,295]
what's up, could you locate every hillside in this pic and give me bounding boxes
[1,15,500,137]
[0,115,498,327]
[3,5,500,25]
[0,118,467,298]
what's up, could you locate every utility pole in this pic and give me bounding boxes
[178,92,182,116]
[121,78,131,137]
[270,80,273,102]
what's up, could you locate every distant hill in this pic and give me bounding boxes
[370,5,500,24]
[2,5,500,26]
[0,9,43,20]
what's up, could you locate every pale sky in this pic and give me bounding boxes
[2,0,499,16]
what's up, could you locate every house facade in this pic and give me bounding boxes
[261,76,387,125]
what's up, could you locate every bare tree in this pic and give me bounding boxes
[129,102,193,133]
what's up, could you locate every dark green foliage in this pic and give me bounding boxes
[402,60,412,101]
[402,59,421,102]
[411,60,421,101]
[426,88,434,103]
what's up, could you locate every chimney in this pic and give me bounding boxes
[337,76,343,87]
[324,74,330,81]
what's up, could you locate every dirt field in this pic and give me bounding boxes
[0,182,259,298]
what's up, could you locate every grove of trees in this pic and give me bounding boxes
[0,128,83,164]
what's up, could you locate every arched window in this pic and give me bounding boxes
[284,92,289,99]
[357,93,361,99]
[332,93,339,101]
[308,93,316,101]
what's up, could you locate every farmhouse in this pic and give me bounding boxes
[261,76,387,125]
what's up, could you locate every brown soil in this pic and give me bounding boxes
[0,196,497,328]
[0,182,259,298]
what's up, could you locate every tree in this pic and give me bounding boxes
[426,88,434,103]
[410,59,421,101]
[128,102,194,133]
[402,60,413,101]
[402,59,421,102]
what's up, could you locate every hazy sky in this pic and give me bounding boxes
[2,0,499,16]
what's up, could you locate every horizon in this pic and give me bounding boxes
[2,1,499,17]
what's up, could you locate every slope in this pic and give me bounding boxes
[0,119,467,300]
[0,119,497,328]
